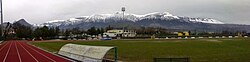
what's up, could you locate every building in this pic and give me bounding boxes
[103,29,136,37]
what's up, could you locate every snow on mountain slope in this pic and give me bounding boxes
[13,19,33,27]
[189,18,224,24]
[38,12,224,27]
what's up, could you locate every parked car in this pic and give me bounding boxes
[101,37,112,40]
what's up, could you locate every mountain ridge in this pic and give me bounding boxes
[13,19,32,27]
[38,12,224,27]
[12,12,247,33]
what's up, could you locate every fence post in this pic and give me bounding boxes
[114,47,118,62]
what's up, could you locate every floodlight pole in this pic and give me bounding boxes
[0,0,4,37]
[121,7,125,37]
[121,7,125,21]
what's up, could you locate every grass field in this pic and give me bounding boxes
[31,38,250,62]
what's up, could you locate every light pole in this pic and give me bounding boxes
[0,0,3,37]
[121,7,125,21]
[121,7,125,38]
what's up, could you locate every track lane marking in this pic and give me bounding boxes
[15,41,22,62]
[0,41,10,52]
[0,41,11,61]
[3,41,13,62]
[22,41,56,62]
[27,42,74,62]
[17,41,39,62]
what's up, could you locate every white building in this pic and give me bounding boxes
[103,29,136,37]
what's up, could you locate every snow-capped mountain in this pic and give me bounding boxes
[35,12,250,32]
[39,12,223,27]
[13,19,32,27]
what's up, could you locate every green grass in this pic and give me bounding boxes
[31,38,250,62]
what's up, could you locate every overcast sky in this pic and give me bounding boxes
[2,0,250,25]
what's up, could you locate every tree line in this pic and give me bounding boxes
[7,23,109,40]
[3,22,249,40]
[12,22,60,39]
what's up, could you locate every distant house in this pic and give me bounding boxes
[103,29,136,37]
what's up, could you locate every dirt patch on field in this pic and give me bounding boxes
[221,39,233,40]
[201,39,223,42]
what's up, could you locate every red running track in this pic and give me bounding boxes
[0,40,71,62]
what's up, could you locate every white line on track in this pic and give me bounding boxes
[27,43,74,62]
[0,41,10,52]
[15,41,22,62]
[18,41,39,62]
[22,41,56,62]
[3,41,13,62]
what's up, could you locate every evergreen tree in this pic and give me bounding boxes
[55,27,60,35]
[72,27,80,34]
[41,26,49,37]
[64,29,70,36]
[87,27,97,35]
[32,27,42,38]
[96,28,101,35]
[13,23,32,38]
[100,28,105,35]
[32,26,50,39]
[106,25,113,31]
